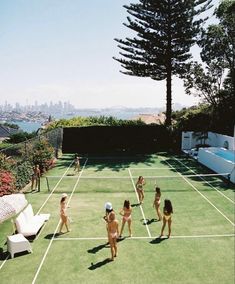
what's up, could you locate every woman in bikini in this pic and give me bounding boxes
[160,199,173,238]
[31,164,40,191]
[153,187,162,221]
[107,211,119,261]
[59,193,70,234]
[119,200,132,238]
[74,154,80,173]
[136,176,145,204]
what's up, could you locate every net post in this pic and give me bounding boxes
[46,177,50,192]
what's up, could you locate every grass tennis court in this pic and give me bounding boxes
[0,153,234,284]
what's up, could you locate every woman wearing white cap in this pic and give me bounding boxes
[59,193,70,233]
[103,202,113,243]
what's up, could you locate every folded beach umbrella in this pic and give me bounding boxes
[0,194,28,223]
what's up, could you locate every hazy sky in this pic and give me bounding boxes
[0,0,219,109]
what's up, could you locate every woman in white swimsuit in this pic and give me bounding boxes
[160,199,173,238]
[119,200,132,238]
[107,212,119,261]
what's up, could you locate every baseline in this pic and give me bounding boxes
[53,233,235,241]
[44,173,230,180]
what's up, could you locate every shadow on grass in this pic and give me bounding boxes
[44,233,61,239]
[145,218,160,225]
[141,218,159,225]
[88,258,112,270]
[131,203,140,207]
[117,236,126,243]
[0,247,31,260]
[149,236,168,244]
[82,154,158,172]
[0,248,9,260]
[87,243,109,254]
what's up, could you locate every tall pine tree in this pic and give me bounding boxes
[114,0,212,126]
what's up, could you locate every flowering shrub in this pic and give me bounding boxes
[0,170,16,196]
[0,138,56,192]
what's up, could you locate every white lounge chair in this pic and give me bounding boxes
[15,204,50,237]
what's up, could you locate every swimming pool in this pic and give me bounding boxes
[198,147,235,183]
[212,148,235,163]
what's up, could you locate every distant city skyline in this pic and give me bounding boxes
[0,0,219,109]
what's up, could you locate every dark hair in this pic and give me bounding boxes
[61,197,66,203]
[155,187,161,195]
[138,176,143,181]
[106,208,113,214]
[124,200,130,209]
[164,199,173,214]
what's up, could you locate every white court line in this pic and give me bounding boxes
[75,167,180,170]
[45,173,230,179]
[173,157,235,204]
[161,157,235,227]
[53,233,235,241]
[128,169,152,238]
[32,158,88,284]
[36,159,74,215]
[0,255,9,270]
[129,167,173,170]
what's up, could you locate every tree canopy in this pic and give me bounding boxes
[114,0,212,126]
[184,0,235,103]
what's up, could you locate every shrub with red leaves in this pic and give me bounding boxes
[0,170,16,197]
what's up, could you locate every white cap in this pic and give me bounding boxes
[62,193,68,198]
[105,202,112,210]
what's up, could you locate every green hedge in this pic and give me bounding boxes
[13,160,33,190]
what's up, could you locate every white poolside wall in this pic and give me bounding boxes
[181,131,235,151]
[198,147,235,183]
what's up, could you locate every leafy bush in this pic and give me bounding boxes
[0,153,16,171]
[0,170,16,196]
[28,138,54,173]
[6,132,36,144]
[12,160,33,190]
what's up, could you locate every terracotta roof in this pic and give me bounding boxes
[132,113,166,125]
